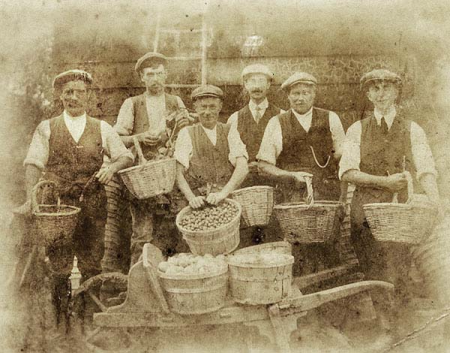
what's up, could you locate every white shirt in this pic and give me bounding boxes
[114,93,185,136]
[227,98,270,126]
[174,124,249,170]
[24,111,134,171]
[256,107,346,165]
[339,107,437,180]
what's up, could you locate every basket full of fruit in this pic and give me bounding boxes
[176,198,241,256]
[157,253,228,315]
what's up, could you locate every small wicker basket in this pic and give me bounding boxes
[118,137,176,200]
[32,180,80,247]
[231,186,274,227]
[176,198,241,256]
[273,178,342,244]
[363,173,437,245]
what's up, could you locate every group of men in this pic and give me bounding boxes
[19,51,440,332]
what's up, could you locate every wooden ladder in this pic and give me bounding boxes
[153,5,209,88]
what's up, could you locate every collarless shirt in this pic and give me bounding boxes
[339,108,437,180]
[257,107,346,165]
[114,92,185,136]
[24,111,133,170]
[174,123,248,170]
[63,111,87,143]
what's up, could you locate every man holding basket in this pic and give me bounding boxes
[340,69,441,330]
[19,69,133,329]
[112,52,193,265]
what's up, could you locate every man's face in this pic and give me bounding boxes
[60,80,89,117]
[288,83,316,114]
[140,64,167,94]
[244,73,271,102]
[367,81,399,112]
[194,97,222,130]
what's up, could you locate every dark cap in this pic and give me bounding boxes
[360,69,402,88]
[191,85,224,101]
[281,72,318,91]
[52,69,93,89]
[135,52,168,73]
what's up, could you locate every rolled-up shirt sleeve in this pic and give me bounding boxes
[23,120,51,171]
[174,127,193,170]
[227,124,248,167]
[329,111,346,159]
[338,121,362,179]
[411,122,437,179]
[100,121,134,163]
[226,111,239,127]
[114,98,134,136]
[256,116,283,165]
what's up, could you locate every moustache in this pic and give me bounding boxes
[250,89,263,93]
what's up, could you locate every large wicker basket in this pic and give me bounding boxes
[231,186,274,227]
[363,174,437,245]
[32,180,80,247]
[157,265,228,315]
[118,137,176,199]
[273,179,342,244]
[176,198,241,256]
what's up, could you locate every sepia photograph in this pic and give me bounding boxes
[1,0,449,352]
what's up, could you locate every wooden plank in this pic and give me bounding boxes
[293,263,358,290]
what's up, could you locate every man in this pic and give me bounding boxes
[112,52,192,265]
[175,85,248,209]
[340,69,440,298]
[257,71,347,275]
[20,69,133,328]
[227,64,282,186]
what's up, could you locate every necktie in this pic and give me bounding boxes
[380,116,389,135]
[254,106,262,123]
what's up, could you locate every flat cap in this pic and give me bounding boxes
[52,69,93,88]
[242,64,274,80]
[135,52,168,72]
[360,69,402,87]
[281,72,317,91]
[191,85,224,101]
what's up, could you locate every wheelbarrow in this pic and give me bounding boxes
[75,243,394,353]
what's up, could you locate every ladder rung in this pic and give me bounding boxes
[169,56,203,61]
[159,28,203,34]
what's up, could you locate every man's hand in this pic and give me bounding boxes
[189,196,206,209]
[137,131,160,147]
[206,191,227,206]
[291,171,313,184]
[170,110,195,130]
[13,199,32,216]
[248,161,259,173]
[383,173,408,192]
[96,166,116,185]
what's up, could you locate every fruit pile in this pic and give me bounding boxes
[158,253,227,275]
[178,201,239,231]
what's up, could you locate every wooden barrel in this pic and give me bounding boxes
[157,266,228,315]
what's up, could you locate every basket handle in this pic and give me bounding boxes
[133,136,148,166]
[390,171,414,204]
[31,180,57,214]
[305,176,314,206]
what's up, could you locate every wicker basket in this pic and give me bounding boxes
[226,246,294,305]
[32,180,80,247]
[176,199,241,256]
[157,265,228,315]
[231,186,274,227]
[363,174,437,244]
[118,137,176,199]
